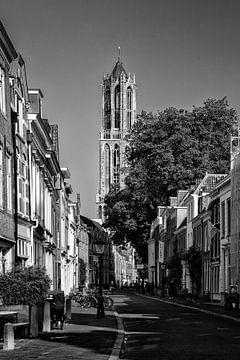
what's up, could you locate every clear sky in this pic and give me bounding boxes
[1,0,240,218]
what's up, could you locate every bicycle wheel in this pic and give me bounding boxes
[103,296,113,309]
[90,296,97,308]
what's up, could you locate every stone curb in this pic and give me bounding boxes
[109,307,125,360]
[135,292,240,324]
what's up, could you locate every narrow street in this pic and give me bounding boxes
[113,291,240,360]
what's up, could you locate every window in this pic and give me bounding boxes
[127,87,132,110]
[127,112,132,130]
[17,151,29,216]
[113,144,120,186]
[0,67,6,115]
[104,87,111,130]
[104,144,110,194]
[212,265,219,293]
[126,87,133,130]
[211,233,220,260]
[114,85,120,129]
[98,206,102,219]
[6,156,12,212]
[17,239,28,257]
[221,201,225,237]
[227,198,231,235]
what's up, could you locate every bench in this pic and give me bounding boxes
[3,322,29,350]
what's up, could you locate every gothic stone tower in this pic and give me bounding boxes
[96,54,136,220]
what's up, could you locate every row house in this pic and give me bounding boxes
[79,215,90,288]
[0,21,82,297]
[10,54,32,270]
[189,174,231,302]
[148,173,228,300]
[80,215,112,288]
[0,21,18,274]
[147,211,163,286]
[112,244,136,287]
[28,89,60,288]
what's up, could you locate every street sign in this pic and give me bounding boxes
[136,264,144,269]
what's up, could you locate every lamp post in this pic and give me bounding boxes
[94,235,105,319]
[161,264,165,297]
[120,273,123,289]
[150,265,155,296]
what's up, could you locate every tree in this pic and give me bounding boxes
[0,267,51,306]
[104,98,237,261]
[78,258,87,288]
[182,247,202,295]
[166,253,183,291]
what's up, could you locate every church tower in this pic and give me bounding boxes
[96,51,137,220]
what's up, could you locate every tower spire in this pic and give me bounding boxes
[118,46,121,62]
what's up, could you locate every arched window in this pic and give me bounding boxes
[113,144,120,186]
[104,144,111,194]
[98,205,102,219]
[114,85,120,129]
[126,87,132,129]
[127,87,132,110]
[104,87,111,130]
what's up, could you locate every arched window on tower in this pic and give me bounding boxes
[104,144,111,194]
[104,86,111,130]
[126,87,132,130]
[98,205,102,220]
[113,144,120,187]
[114,85,120,129]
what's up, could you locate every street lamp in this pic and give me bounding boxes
[161,264,165,297]
[94,235,105,319]
[120,273,123,289]
[150,265,155,295]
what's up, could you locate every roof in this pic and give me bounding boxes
[194,173,227,195]
[111,60,127,79]
[80,215,104,232]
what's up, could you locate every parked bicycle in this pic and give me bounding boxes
[71,289,113,309]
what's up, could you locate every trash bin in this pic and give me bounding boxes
[49,290,65,329]
[224,291,239,310]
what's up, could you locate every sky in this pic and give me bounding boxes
[1,0,240,218]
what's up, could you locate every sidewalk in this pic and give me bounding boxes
[166,296,240,321]
[0,302,120,360]
[138,290,240,322]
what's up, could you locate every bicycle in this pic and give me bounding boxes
[71,289,114,309]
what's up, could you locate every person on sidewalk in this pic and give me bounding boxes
[169,279,175,300]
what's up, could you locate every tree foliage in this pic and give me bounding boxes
[104,98,237,261]
[78,258,87,287]
[0,267,51,306]
[166,253,183,290]
[182,247,202,294]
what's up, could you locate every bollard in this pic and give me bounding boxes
[3,323,14,350]
[42,300,51,332]
[65,297,71,320]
